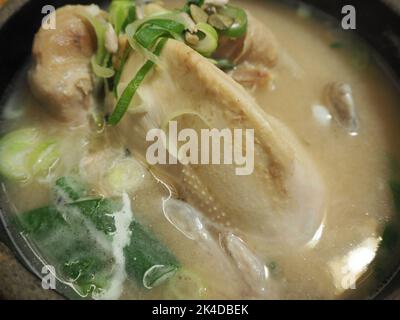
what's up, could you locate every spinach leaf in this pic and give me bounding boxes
[125,220,179,288]
[54,176,87,203]
[18,200,115,296]
[17,195,179,296]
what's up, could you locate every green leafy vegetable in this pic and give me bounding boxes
[17,193,179,295]
[18,205,66,238]
[28,140,60,177]
[54,176,87,203]
[106,1,248,125]
[125,220,179,289]
[71,198,119,234]
[17,200,114,296]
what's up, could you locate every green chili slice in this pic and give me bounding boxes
[219,5,248,38]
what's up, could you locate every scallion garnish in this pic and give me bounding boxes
[107,38,167,125]
[189,22,218,56]
[113,46,131,97]
[109,0,137,35]
[108,16,187,125]
[106,1,248,125]
[134,19,185,48]
[91,56,115,79]
[219,5,248,38]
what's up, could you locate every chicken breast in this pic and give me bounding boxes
[29,5,97,124]
[117,39,326,247]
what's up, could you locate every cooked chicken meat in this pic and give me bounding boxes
[29,5,98,124]
[117,39,326,246]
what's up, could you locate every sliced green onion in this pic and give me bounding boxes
[81,13,108,65]
[135,27,170,49]
[109,59,154,125]
[28,140,60,177]
[124,219,180,289]
[125,16,185,63]
[127,26,160,64]
[54,176,88,203]
[113,46,131,97]
[108,38,167,125]
[106,158,145,195]
[91,56,115,79]
[0,128,60,182]
[109,0,137,35]
[0,128,39,181]
[219,5,248,38]
[135,19,185,47]
[83,13,115,127]
[189,22,218,57]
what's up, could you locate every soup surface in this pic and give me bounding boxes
[1,0,400,299]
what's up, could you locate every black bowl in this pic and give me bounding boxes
[0,0,399,300]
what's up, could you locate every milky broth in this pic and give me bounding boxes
[249,0,400,298]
